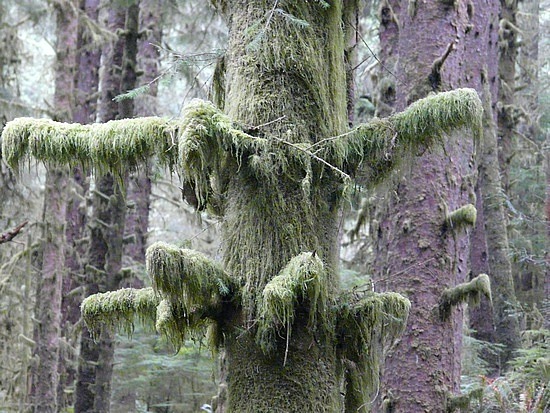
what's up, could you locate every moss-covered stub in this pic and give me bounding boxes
[445,203,477,231]
[439,273,491,320]
[337,291,411,409]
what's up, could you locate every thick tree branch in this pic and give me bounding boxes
[0,220,28,244]
[337,291,410,410]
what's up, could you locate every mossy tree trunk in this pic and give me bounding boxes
[30,3,77,412]
[2,2,484,412]
[371,0,478,411]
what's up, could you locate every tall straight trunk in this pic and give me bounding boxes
[30,3,77,411]
[58,1,101,409]
[75,2,127,412]
[372,1,477,411]
[497,0,519,194]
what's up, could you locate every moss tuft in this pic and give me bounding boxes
[256,252,329,353]
[337,291,411,409]
[81,287,158,340]
[445,204,477,230]
[146,241,238,349]
[439,273,491,320]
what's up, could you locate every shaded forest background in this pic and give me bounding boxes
[0,0,548,412]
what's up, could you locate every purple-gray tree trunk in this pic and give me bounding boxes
[372,1,477,411]
[30,3,77,411]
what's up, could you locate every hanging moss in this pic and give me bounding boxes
[256,252,329,353]
[317,88,483,186]
[337,291,411,411]
[439,273,491,320]
[146,241,237,318]
[81,287,158,340]
[445,203,477,231]
[1,116,177,176]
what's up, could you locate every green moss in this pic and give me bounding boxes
[81,287,158,339]
[445,204,477,230]
[256,252,329,353]
[1,116,177,177]
[439,273,491,320]
[317,88,483,187]
[337,291,411,409]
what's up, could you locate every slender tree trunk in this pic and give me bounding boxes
[75,2,127,412]
[30,3,77,411]
[372,1,477,411]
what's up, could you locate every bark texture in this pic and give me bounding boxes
[30,3,77,411]
[372,1,476,411]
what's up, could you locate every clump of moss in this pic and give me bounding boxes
[81,287,158,339]
[445,204,477,231]
[439,273,491,320]
[337,291,411,409]
[256,252,328,353]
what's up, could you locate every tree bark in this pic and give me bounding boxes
[30,3,77,411]
[372,1,477,411]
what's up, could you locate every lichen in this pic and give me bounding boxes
[81,287,158,339]
[337,291,411,409]
[445,203,477,230]
[256,252,329,353]
[439,273,491,320]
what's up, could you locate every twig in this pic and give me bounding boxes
[0,221,29,245]
[272,136,351,181]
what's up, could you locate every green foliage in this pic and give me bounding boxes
[337,291,411,410]
[256,252,329,353]
[321,88,483,185]
[439,274,491,320]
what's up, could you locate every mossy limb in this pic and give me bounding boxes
[147,241,236,310]
[445,204,477,230]
[337,291,411,410]
[1,116,177,177]
[439,273,491,320]
[81,287,158,339]
[256,252,329,353]
[318,88,483,186]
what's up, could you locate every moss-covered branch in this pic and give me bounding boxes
[256,252,328,353]
[337,291,411,411]
[81,287,158,339]
[1,116,177,176]
[147,241,237,314]
[439,273,491,320]
[319,88,482,186]
[444,204,477,231]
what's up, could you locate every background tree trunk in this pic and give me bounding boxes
[30,3,77,411]
[372,1,477,411]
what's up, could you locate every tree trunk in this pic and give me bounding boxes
[75,2,127,412]
[214,2,348,411]
[372,1,477,411]
[30,3,77,411]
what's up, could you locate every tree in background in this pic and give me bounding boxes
[1,2,486,412]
